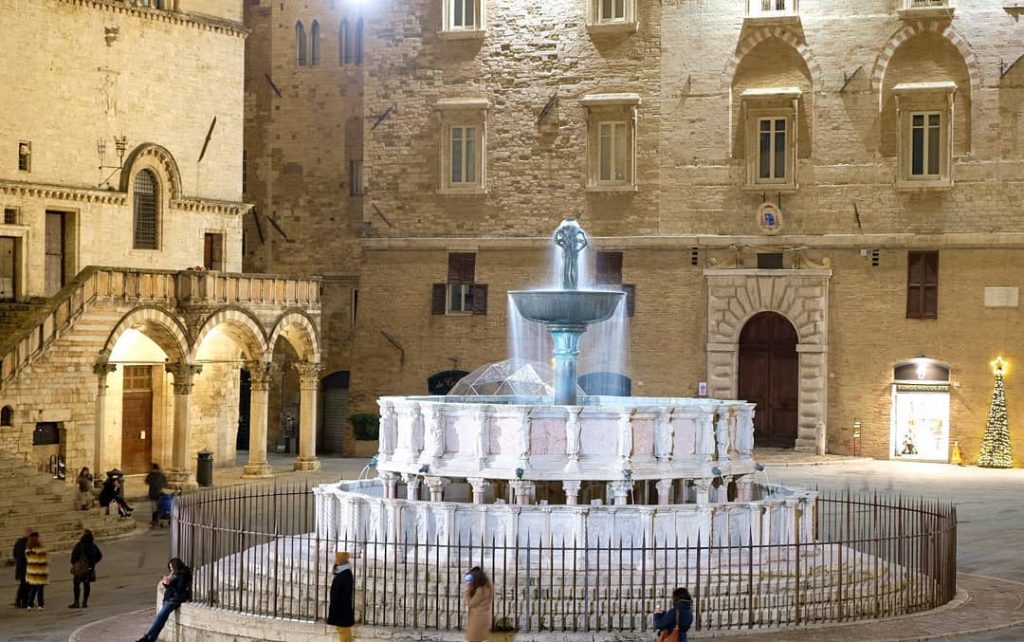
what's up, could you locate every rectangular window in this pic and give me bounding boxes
[242,149,248,195]
[910,112,941,178]
[203,233,224,271]
[907,251,939,319]
[450,126,477,185]
[909,0,946,7]
[3,208,18,225]
[596,252,623,285]
[600,0,626,21]
[598,121,628,183]
[18,142,30,172]
[432,253,488,316]
[748,0,797,16]
[33,422,60,446]
[350,160,364,196]
[447,0,480,30]
[757,117,787,182]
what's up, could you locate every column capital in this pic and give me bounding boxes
[165,362,203,394]
[293,361,322,387]
[94,359,118,378]
[467,477,491,493]
[246,360,276,390]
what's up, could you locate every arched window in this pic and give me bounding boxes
[310,20,320,66]
[0,406,12,427]
[340,19,351,64]
[355,18,364,64]
[132,170,159,250]
[296,21,307,66]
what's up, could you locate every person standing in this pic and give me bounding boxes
[326,551,354,642]
[24,532,48,610]
[134,558,191,642]
[462,566,492,642]
[69,529,103,608]
[11,526,32,608]
[76,467,94,510]
[145,464,167,527]
[653,587,694,642]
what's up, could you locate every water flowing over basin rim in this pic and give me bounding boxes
[382,394,755,408]
[508,289,625,326]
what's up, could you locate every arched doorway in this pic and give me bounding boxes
[738,312,799,448]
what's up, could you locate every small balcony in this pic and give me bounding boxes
[746,0,800,25]
[899,0,954,20]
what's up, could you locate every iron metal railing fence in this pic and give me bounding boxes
[171,483,956,633]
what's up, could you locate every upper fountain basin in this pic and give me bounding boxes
[509,289,625,327]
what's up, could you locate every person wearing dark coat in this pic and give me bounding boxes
[327,551,355,642]
[12,526,32,608]
[69,529,103,608]
[145,464,168,527]
[653,587,694,641]
[135,558,191,642]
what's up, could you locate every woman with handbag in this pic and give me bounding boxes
[69,529,102,608]
[653,587,693,642]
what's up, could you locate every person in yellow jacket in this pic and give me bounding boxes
[24,532,48,609]
[463,566,492,642]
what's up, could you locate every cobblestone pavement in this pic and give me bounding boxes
[4,456,1024,642]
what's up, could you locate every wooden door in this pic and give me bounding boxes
[44,212,65,296]
[738,312,799,448]
[0,237,15,301]
[121,366,154,474]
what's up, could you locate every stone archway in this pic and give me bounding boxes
[705,269,830,453]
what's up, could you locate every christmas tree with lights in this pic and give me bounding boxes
[978,358,1013,468]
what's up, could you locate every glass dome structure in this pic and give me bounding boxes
[448,359,584,398]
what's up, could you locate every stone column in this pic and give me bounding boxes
[93,360,117,481]
[381,472,400,499]
[510,480,535,506]
[403,473,421,501]
[610,480,633,506]
[468,477,490,505]
[425,476,448,502]
[562,480,582,506]
[655,479,674,506]
[242,361,274,478]
[293,362,322,471]
[165,362,202,487]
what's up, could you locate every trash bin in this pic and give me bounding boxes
[196,450,214,487]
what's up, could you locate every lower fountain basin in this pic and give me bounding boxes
[509,289,625,327]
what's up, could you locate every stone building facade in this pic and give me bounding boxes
[0,0,323,485]
[246,0,1024,463]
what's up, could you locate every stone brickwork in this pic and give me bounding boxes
[245,1,1024,463]
[0,0,247,300]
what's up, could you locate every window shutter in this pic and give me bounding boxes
[471,284,488,315]
[448,253,476,284]
[596,252,623,285]
[622,283,636,317]
[431,283,446,315]
[907,251,938,319]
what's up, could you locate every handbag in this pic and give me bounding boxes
[658,608,680,642]
[71,557,90,579]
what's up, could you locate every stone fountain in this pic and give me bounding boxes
[509,220,624,405]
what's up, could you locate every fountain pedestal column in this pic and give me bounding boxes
[550,325,585,406]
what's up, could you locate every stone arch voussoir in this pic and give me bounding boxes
[190,306,270,362]
[722,26,823,94]
[871,22,981,96]
[119,143,183,200]
[268,309,321,363]
[101,304,191,363]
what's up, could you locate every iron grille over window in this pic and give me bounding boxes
[133,170,159,250]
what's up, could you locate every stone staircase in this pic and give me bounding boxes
[0,453,138,565]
